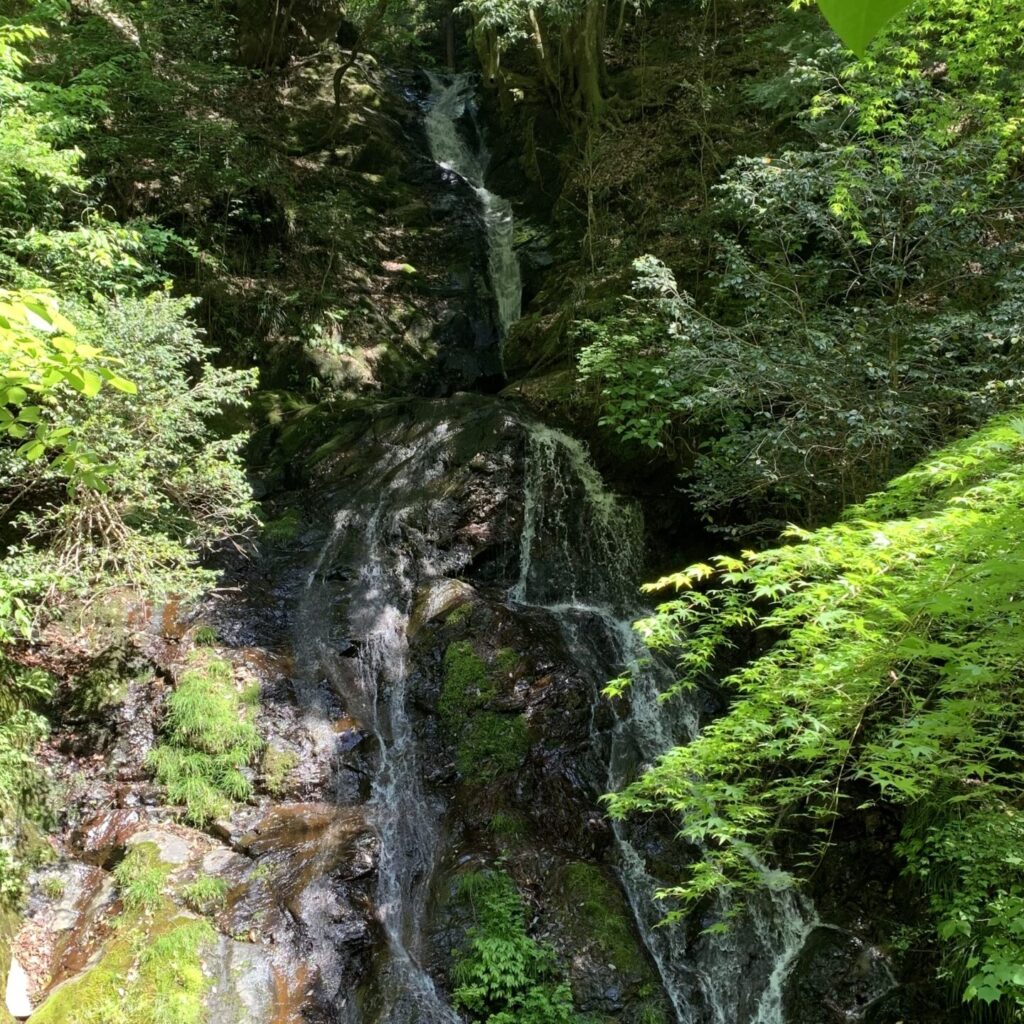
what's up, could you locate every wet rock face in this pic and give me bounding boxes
[783,927,896,1023]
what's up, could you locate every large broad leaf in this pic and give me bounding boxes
[816,0,915,54]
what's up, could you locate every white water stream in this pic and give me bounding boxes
[424,72,522,338]
[299,423,465,1024]
[287,71,818,1024]
[509,424,816,1024]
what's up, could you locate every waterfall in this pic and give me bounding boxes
[296,418,468,1024]
[424,72,522,338]
[510,422,815,1024]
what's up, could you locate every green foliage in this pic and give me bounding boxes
[41,874,65,899]
[260,744,298,798]
[453,870,581,1024]
[578,0,1024,534]
[191,625,218,647]
[29,909,215,1024]
[0,293,257,615]
[180,873,229,916]
[114,844,171,914]
[607,410,1024,1012]
[148,656,262,824]
[0,658,54,909]
[814,0,914,53]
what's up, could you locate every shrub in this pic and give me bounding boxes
[148,656,262,824]
[453,870,580,1024]
[608,410,1024,1012]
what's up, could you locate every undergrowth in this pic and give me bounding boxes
[453,870,580,1024]
[608,410,1024,1014]
[148,655,262,824]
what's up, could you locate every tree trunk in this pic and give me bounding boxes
[572,0,606,118]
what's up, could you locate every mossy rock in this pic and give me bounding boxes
[439,640,493,729]
[558,862,652,979]
[30,903,215,1024]
[1,909,17,1024]
[457,712,529,781]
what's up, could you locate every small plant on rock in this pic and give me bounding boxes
[181,873,229,915]
[148,655,262,825]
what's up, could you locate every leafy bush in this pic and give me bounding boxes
[453,870,580,1024]
[607,410,1024,1012]
[148,656,262,824]
[0,293,257,615]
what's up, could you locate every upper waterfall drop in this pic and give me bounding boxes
[424,72,523,339]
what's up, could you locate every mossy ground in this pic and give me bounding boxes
[561,862,648,974]
[32,844,216,1024]
[260,745,299,798]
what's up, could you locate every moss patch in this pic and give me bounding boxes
[30,910,216,1024]
[262,506,303,544]
[493,646,519,673]
[439,641,494,729]
[33,848,215,1024]
[260,745,298,798]
[439,641,530,784]
[560,862,649,977]
[444,602,473,628]
[457,712,530,781]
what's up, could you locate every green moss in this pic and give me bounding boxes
[262,506,303,544]
[457,712,530,781]
[493,646,519,673]
[180,873,228,916]
[260,745,298,798]
[148,656,262,825]
[439,641,494,729]
[560,862,648,976]
[444,602,473,628]
[439,643,530,783]
[30,908,215,1024]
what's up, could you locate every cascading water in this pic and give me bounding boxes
[424,72,522,338]
[509,424,816,1023]
[296,418,472,1024]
